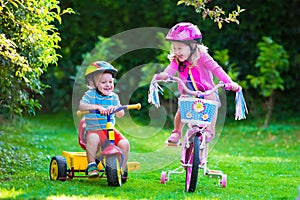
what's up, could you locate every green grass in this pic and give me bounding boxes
[0,112,299,199]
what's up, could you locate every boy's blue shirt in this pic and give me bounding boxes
[80,89,120,131]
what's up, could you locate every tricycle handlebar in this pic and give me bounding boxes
[76,103,141,118]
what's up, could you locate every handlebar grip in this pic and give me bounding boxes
[77,110,90,117]
[127,103,141,110]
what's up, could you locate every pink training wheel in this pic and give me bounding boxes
[160,171,167,184]
[220,174,227,188]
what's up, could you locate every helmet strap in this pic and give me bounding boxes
[187,43,197,61]
[96,88,104,96]
[91,77,105,96]
[178,61,186,72]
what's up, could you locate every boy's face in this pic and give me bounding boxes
[171,41,191,62]
[94,72,114,96]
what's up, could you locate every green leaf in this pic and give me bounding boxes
[177,0,185,5]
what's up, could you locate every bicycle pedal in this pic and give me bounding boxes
[165,139,181,146]
[208,170,223,175]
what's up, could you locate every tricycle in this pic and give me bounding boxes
[49,103,141,187]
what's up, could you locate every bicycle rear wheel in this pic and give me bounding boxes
[185,136,200,192]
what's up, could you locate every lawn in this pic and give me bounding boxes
[0,111,299,199]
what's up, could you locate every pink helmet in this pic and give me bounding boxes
[166,22,202,43]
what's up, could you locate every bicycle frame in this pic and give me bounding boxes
[154,77,228,192]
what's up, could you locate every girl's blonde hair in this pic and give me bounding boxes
[168,43,208,66]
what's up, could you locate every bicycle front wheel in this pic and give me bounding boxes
[185,136,200,192]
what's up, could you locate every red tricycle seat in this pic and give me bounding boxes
[78,118,87,150]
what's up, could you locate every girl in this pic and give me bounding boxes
[155,22,240,144]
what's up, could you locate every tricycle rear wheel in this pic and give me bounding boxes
[49,156,67,181]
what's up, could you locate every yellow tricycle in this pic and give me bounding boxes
[49,103,141,186]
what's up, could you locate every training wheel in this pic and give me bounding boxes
[220,174,227,188]
[160,171,167,184]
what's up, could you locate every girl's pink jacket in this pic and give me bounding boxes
[164,51,233,94]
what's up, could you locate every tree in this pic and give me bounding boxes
[32,0,299,119]
[177,0,245,29]
[0,0,73,118]
[247,37,289,128]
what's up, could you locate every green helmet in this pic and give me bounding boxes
[85,61,118,79]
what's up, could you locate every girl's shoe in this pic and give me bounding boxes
[87,162,99,178]
[167,130,182,143]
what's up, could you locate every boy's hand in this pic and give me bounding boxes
[98,106,109,115]
[106,106,117,115]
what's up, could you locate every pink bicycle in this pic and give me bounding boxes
[149,76,247,192]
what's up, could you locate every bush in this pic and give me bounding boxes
[0,0,73,118]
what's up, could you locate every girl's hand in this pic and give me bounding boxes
[225,82,241,92]
[154,72,169,80]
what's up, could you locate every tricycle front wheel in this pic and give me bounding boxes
[105,155,122,186]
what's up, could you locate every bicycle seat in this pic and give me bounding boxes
[78,118,87,150]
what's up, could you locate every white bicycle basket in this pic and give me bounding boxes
[179,97,218,125]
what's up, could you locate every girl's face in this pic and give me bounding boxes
[171,41,191,62]
[94,72,114,96]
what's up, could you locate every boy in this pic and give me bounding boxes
[79,61,130,178]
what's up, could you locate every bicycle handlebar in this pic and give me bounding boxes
[150,74,247,120]
[76,103,141,118]
[156,76,226,98]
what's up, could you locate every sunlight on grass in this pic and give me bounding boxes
[0,188,24,199]
[1,113,299,199]
[129,146,181,172]
[47,195,115,200]
[212,154,292,163]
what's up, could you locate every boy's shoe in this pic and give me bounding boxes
[87,162,99,178]
[121,165,128,183]
[121,171,128,183]
[167,130,182,143]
